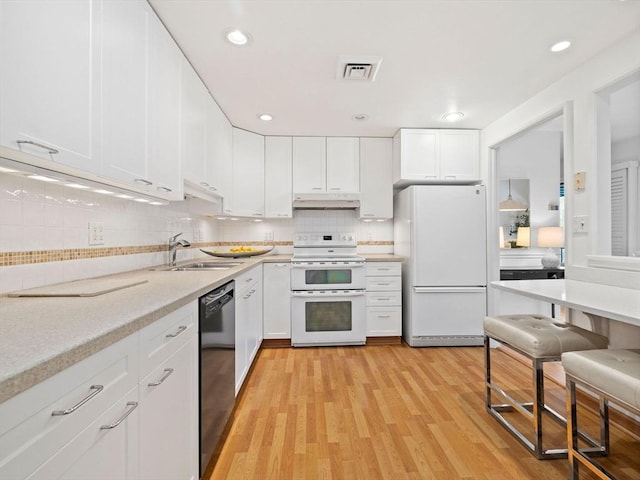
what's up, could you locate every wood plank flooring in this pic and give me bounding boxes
[208,344,640,479]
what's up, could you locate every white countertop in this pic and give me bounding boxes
[490,279,640,327]
[0,253,401,403]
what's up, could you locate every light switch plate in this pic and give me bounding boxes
[574,172,586,191]
[572,215,588,233]
[88,222,104,245]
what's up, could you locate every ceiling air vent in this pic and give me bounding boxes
[336,55,382,82]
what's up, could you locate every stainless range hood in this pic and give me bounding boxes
[292,192,360,209]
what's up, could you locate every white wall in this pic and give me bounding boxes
[482,29,640,275]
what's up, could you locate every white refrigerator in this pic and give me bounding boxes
[394,185,487,346]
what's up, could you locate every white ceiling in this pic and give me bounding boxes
[149,0,640,138]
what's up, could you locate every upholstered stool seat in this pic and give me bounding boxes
[484,314,608,459]
[562,349,640,479]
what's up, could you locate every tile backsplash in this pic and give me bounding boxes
[0,172,394,293]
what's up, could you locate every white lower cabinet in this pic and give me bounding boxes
[262,263,291,339]
[235,265,263,395]
[0,302,198,480]
[366,262,402,337]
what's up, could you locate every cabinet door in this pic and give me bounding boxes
[231,128,264,217]
[235,289,249,396]
[100,0,151,187]
[359,138,393,219]
[148,11,183,200]
[265,137,293,218]
[439,130,480,181]
[206,100,233,204]
[398,129,438,180]
[292,137,325,193]
[263,263,292,339]
[0,0,99,171]
[247,275,263,365]
[181,58,208,186]
[326,137,360,193]
[139,337,198,480]
[26,389,140,480]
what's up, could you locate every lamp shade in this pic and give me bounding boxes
[515,226,530,247]
[499,179,527,211]
[537,227,564,248]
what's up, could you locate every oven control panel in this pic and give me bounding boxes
[293,232,356,247]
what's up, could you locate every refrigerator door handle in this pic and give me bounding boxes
[413,286,486,294]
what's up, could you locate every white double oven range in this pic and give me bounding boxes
[290,232,366,347]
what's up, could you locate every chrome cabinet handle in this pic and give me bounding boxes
[166,325,187,338]
[311,187,322,190]
[329,187,341,190]
[134,178,152,186]
[17,140,59,154]
[377,314,391,319]
[200,182,210,187]
[100,401,138,430]
[157,186,171,192]
[148,368,174,387]
[51,385,103,416]
[376,282,391,286]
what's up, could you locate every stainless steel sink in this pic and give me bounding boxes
[150,262,241,271]
[170,262,241,271]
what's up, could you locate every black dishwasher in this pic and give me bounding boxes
[199,280,235,477]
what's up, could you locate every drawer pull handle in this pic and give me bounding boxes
[378,315,391,318]
[51,384,103,416]
[100,401,138,430]
[377,268,390,271]
[157,186,171,193]
[166,325,187,338]
[148,368,174,387]
[376,282,391,286]
[377,297,391,301]
[17,140,59,155]
[134,178,152,186]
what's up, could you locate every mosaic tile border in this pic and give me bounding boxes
[0,241,393,267]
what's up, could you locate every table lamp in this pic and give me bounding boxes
[516,226,530,247]
[537,226,564,268]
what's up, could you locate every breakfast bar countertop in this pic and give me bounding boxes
[491,278,640,327]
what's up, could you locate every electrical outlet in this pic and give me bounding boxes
[572,215,588,233]
[264,231,274,241]
[88,222,104,245]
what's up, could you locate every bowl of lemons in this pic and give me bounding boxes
[200,245,274,258]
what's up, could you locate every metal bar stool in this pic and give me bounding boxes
[562,349,640,479]
[484,314,609,459]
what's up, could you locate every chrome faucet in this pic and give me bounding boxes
[169,232,191,266]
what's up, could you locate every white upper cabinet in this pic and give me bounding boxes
[100,0,151,188]
[147,10,183,201]
[265,137,293,218]
[206,100,233,206]
[0,0,100,172]
[231,128,264,217]
[292,137,360,194]
[180,57,209,187]
[392,129,480,186]
[326,137,360,193]
[292,137,326,193]
[359,137,393,219]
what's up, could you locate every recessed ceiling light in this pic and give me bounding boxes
[352,114,368,121]
[442,111,464,122]
[225,29,251,46]
[550,40,571,53]
[258,113,273,121]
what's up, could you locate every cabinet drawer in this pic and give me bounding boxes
[366,276,401,291]
[0,334,138,480]
[367,307,402,336]
[365,262,401,276]
[139,302,197,378]
[235,265,262,295]
[366,291,402,306]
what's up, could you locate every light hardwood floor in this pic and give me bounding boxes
[209,345,640,479]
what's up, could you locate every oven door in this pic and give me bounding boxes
[291,289,366,346]
[291,262,365,290]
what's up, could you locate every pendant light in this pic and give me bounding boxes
[499,179,527,211]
